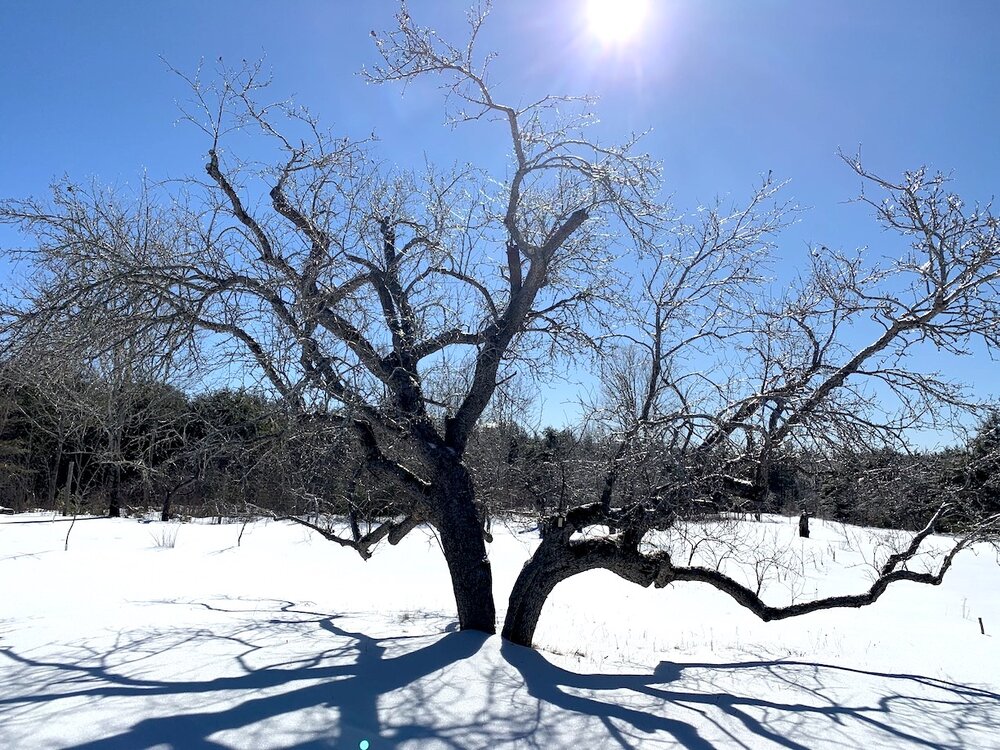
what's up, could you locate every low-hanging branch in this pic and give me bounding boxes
[272,510,421,560]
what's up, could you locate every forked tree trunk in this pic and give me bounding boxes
[161,476,197,522]
[430,456,497,634]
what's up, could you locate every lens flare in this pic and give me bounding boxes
[584,0,650,45]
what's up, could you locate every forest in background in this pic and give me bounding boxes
[3,366,997,535]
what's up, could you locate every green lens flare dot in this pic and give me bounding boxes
[360,742,371,750]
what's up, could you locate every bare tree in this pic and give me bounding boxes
[2,4,998,646]
[0,300,192,519]
[503,160,1000,645]
[0,4,662,634]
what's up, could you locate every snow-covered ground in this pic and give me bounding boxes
[1,513,997,749]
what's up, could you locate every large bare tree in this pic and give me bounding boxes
[1,4,662,633]
[2,4,998,644]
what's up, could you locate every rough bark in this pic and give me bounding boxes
[503,530,660,646]
[430,455,496,633]
[502,538,571,646]
[503,507,649,646]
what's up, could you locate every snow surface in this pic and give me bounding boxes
[1,513,998,749]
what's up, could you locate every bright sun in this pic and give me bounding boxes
[584,0,650,45]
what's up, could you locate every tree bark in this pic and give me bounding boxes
[502,540,570,646]
[429,455,497,634]
[501,517,623,646]
[49,439,63,511]
[108,463,121,518]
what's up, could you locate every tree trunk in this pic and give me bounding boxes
[503,523,654,647]
[49,436,64,511]
[162,476,197,522]
[61,460,75,518]
[108,463,121,518]
[502,542,569,647]
[430,457,497,634]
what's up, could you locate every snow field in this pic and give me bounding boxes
[1,513,997,748]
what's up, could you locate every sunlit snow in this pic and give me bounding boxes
[1,513,997,749]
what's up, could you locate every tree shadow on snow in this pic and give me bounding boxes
[0,599,484,749]
[501,643,1000,749]
[0,599,996,749]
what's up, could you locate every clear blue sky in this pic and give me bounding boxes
[2,1,998,430]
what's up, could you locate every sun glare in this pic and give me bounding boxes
[585,0,650,45]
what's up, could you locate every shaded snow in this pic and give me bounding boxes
[1,514,998,749]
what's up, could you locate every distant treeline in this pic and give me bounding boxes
[1,372,997,531]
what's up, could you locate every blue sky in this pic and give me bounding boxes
[2,1,998,431]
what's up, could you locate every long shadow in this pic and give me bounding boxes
[1,600,997,749]
[501,643,1000,750]
[1,601,488,749]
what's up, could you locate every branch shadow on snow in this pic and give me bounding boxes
[0,599,485,749]
[0,598,996,749]
[501,643,1000,750]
